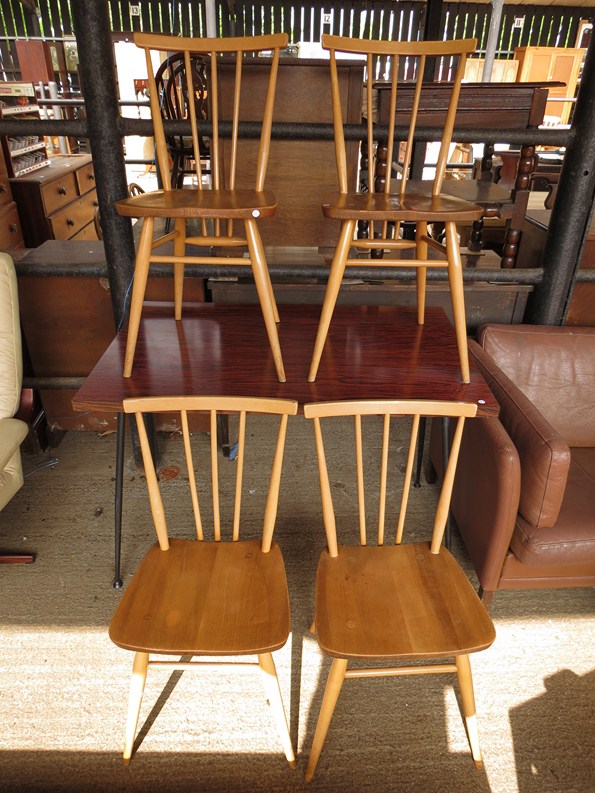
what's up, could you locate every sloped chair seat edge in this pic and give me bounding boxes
[315,542,495,660]
[116,188,278,218]
[109,537,290,656]
[322,189,484,222]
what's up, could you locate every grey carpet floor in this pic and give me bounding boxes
[0,419,593,793]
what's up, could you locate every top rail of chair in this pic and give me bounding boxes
[133,31,289,54]
[321,35,478,57]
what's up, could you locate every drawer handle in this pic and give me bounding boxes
[58,186,67,195]
[88,173,95,181]
[0,185,6,194]
[66,218,75,226]
[9,224,17,232]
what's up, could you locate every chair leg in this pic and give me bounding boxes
[123,218,154,378]
[122,651,149,764]
[305,657,348,782]
[308,219,356,383]
[444,221,470,383]
[415,221,428,325]
[173,217,186,321]
[455,654,483,768]
[258,652,296,767]
[244,219,285,383]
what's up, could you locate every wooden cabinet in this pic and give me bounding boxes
[0,143,24,252]
[518,208,595,326]
[220,58,364,250]
[514,46,585,124]
[9,153,98,247]
[464,58,519,83]
[0,80,49,178]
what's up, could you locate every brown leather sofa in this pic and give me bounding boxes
[430,324,595,608]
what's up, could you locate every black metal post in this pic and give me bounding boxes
[412,0,444,179]
[70,0,136,331]
[525,37,595,325]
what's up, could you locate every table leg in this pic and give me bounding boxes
[414,416,426,488]
[442,417,452,550]
[113,411,125,589]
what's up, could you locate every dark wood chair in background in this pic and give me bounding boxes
[154,51,211,194]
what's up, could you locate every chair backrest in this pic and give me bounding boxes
[123,395,297,552]
[321,35,477,196]
[303,399,477,555]
[134,32,289,193]
[479,324,595,448]
[0,253,23,420]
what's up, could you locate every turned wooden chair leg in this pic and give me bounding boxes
[444,221,470,383]
[455,654,483,768]
[305,657,348,782]
[123,218,154,378]
[173,217,185,321]
[308,219,356,383]
[258,653,296,767]
[122,651,149,764]
[244,218,285,383]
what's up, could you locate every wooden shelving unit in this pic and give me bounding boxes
[0,81,49,178]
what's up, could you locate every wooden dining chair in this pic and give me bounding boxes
[116,32,289,381]
[110,395,298,765]
[308,36,483,384]
[302,399,495,781]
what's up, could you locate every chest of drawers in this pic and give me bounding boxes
[0,143,24,252]
[9,153,98,247]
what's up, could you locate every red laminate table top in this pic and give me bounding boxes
[73,303,498,417]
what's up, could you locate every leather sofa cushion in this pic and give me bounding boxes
[479,325,595,447]
[511,448,595,566]
[469,340,569,529]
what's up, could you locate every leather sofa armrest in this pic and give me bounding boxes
[431,412,521,592]
[0,417,28,471]
[469,340,570,529]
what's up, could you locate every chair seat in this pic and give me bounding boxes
[315,542,495,660]
[322,186,483,222]
[109,538,290,656]
[116,188,278,219]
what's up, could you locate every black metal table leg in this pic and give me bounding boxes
[414,416,427,487]
[113,411,125,589]
[442,417,452,549]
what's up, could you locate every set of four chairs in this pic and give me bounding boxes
[108,31,495,779]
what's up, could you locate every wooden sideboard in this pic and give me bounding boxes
[16,239,205,432]
[9,153,98,247]
[518,208,595,326]
[220,57,364,250]
[0,143,24,252]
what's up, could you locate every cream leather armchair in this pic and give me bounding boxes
[0,252,30,562]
